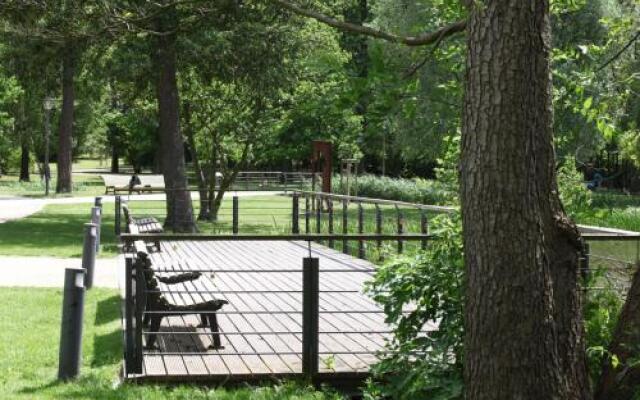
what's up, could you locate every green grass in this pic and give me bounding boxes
[0,173,105,198]
[0,203,118,258]
[0,287,341,400]
[0,194,437,258]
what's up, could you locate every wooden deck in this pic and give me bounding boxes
[121,239,435,383]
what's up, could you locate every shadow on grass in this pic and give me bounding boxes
[95,295,120,326]
[0,208,116,257]
[91,330,122,368]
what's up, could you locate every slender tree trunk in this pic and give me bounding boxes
[56,44,75,193]
[183,101,211,221]
[154,14,195,232]
[595,265,640,400]
[19,142,30,182]
[461,1,589,399]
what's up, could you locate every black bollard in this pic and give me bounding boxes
[91,206,102,254]
[58,268,85,380]
[82,223,97,289]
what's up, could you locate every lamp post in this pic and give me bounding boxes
[43,96,54,196]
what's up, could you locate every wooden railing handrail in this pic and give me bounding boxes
[293,190,458,213]
[120,233,435,242]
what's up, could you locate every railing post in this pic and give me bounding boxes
[305,194,310,234]
[396,206,404,254]
[94,196,102,208]
[328,200,334,248]
[233,196,239,235]
[358,202,365,259]
[134,258,144,372]
[302,256,319,382]
[316,195,322,243]
[91,206,102,254]
[124,257,136,374]
[421,210,428,251]
[58,267,85,380]
[292,193,300,234]
[375,204,382,260]
[115,195,121,236]
[582,241,591,280]
[82,223,97,289]
[342,199,349,254]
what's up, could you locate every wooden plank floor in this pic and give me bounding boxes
[124,240,436,381]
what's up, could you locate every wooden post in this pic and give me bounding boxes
[421,210,428,251]
[396,206,404,254]
[292,193,300,234]
[115,195,121,236]
[342,199,348,254]
[82,223,97,289]
[58,267,85,380]
[328,200,334,248]
[232,196,239,235]
[302,257,319,382]
[358,202,365,259]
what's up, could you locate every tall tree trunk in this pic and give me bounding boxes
[56,44,75,193]
[595,265,640,400]
[154,14,195,232]
[461,1,589,399]
[19,142,30,182]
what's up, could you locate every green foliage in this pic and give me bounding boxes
[583,270,623,382]
[332,173,453,205]
[365,213,464,400]
[558,157,592,217]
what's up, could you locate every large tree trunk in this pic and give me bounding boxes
[56,45,75,193]
[154,15,195,232]
[595,265,640,400]
[461,1,589,399]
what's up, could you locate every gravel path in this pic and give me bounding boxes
[0,256,120,288]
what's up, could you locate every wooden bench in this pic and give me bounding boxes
[122,202,163,250]
[106,185,166,195]
[132,245,227,350]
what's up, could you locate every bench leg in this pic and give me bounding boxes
[198,313,207,328]
[143,313,150,327]
[207,313,224,350]
[145,315,163,349]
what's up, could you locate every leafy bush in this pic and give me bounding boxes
[332,174,453,206]
[365,213,464,400]
[558,156,592,217]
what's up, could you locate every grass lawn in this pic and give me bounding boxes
[0,203,118,258]
[0,287,340,400]
[0,173,105,198]
[0,194,441,258]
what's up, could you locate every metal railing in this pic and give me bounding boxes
[120,233,433,383]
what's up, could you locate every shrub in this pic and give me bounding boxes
[365,213,464,400]
[558,156,592,217]
[332,174,453,205]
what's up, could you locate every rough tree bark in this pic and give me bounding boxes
[595,265,640,400]
[19,142,30,182]
[154,13,196,232]
[56,44,75,193]
[461,1,589,399]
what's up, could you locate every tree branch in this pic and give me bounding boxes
[596,30,640,72]
[267,0,466,47]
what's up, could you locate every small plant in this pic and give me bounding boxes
[365,213,464,400]
[557,156,592,217]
